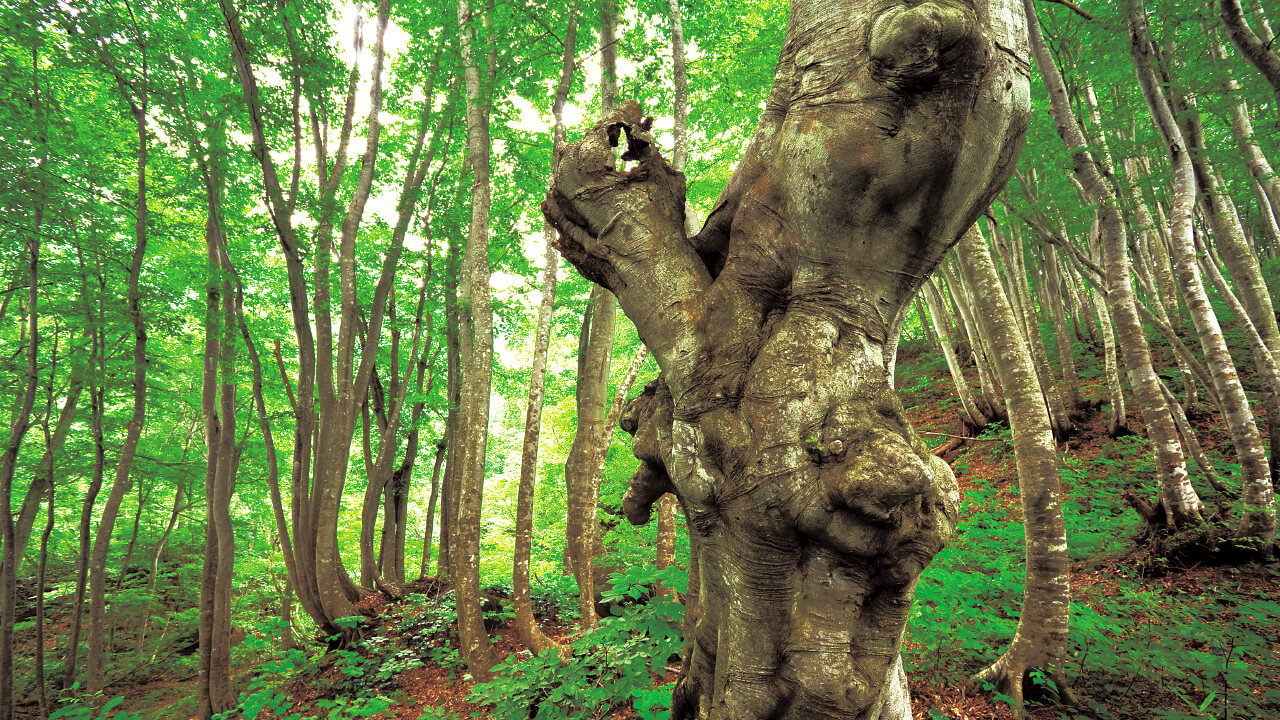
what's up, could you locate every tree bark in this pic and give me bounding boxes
[63,251,106,691]
[34,454,54,719]
[420,440,445,578]
[992,223,1073,437]
[954,223,1073,712]
[923,279,990,429]
[1210,32,1280,229]
[439,237,461,581]
[1127,0,1272,542]
[1024,0,1198,525]
[940,263,1004,422]
[565,0,623,631]
[115,483,149,593]
[1219,0,1280,104]
[87,75,150,696]
[1175,95,1280,485]
[149,424,195,594]
[1042,245,1081,414]
[513,14,575,651]
[544,0,1032,711]
[221,0,430,630]
[0,173,40,720]
[12,374,81,572]
[453,0,500,677]
[190,137,240,718]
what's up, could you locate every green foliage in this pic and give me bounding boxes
[529,573,581,624]
[314,695,395,719]
[217,619,308,720]
[907,426,1280,718]
[49,686,139,720]
[468,566,686,720]
[393,591,467,676]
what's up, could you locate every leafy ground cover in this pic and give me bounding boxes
[17,346,1280,720]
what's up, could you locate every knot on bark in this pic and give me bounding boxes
[541,100,689,301]
[823,428,933,526]
[868,0,980,91]
[620,379,675,526]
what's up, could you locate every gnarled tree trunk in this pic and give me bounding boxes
[543,0,1031,712]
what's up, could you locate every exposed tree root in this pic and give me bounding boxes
[970,657,1078,720]
[1122,497,1277,573]
[1107,417,1136,438]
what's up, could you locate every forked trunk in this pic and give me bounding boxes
[544,0,1031,712]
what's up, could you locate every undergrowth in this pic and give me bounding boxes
[469,565,686,720]
[905,417,1280,719]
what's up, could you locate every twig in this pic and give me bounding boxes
[920,431,1006,441]
[1040,0,1094,20]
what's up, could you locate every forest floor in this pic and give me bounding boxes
[16,351,1280,720]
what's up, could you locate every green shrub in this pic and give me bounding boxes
[469,565,686,720]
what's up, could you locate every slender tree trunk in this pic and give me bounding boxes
[1197,252,1280,486]
[923,280,990,429]
[514,241,560,655]
[940,263,1005,422]
[993,224,1073,437]
[1176,97,1280,484]
[565,0,622,630]
[35,467,54,719]
[33,335,57,718]
[914,297,937,350]
[0,185,40,720]
[453,0,499,677]
[654,0,690,603]
[1024,0,1198,525]
[1088,270,1129,436]
[1211,33,1280,225]
[1160,382,1228,493]
[420,440,444,578]
[115,484,148,592]
[198,164,238,720]
[1125,188,1200,409]
[439,237,461,581]
[1061,253,1099,346]
[512,16,574,655]
[564,287,619,629]
[149,465,190,594]
[87,92,150,698]
[1219,0,1280,103]
[1128,0,1273,542]
[223,0,425,629]
[1042,245,1081,414]
[13,377,81,571]
[63,256,105,690]
[955,223,1074,713]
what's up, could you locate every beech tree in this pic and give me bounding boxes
[953,223,1072,713]
[563,0,622,630]
[543,0,1033,713]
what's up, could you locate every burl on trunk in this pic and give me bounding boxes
[543,0,1031,716]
